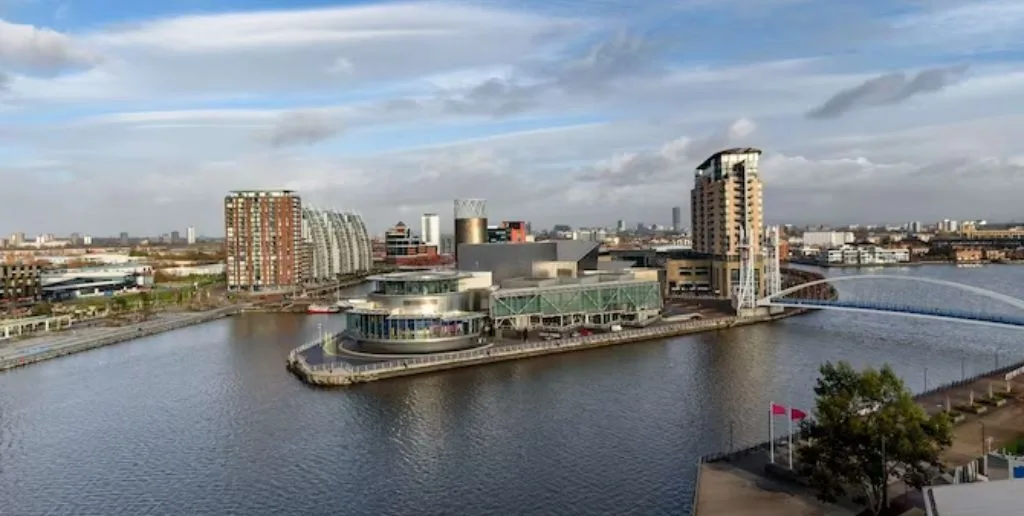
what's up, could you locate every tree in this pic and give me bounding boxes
[797,361,952,515]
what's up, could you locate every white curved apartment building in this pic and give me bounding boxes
[301,208,373,280]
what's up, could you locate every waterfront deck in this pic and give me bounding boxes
[695,462,851,516]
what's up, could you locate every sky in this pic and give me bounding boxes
[3,0,1024,236]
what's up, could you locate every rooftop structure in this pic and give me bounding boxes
[924,478,1020,516]
[457,241,600,283]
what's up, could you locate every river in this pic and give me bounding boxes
[0,265,1022,515]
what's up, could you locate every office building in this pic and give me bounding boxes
[384,222,440,265]
[420,213,440,248]
[170,231,181,244]
[186,226,196,245]
[224,190,303,291]
[671,206,682,232]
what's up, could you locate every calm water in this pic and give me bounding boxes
[1,265,1023,515]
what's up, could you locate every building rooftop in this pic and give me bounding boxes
[696,147,762,171]
[924,479,1020,516]
[367,270,470,282]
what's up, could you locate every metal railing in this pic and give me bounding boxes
[0,305,243,371]
[300,317,738,377]
[771,298,1024,326]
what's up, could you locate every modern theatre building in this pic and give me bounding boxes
[344,270,492,353]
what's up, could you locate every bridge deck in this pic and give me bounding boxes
[763,298,1024,327]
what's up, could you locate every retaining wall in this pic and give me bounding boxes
[289,310,807,387]
[0,306,242,372]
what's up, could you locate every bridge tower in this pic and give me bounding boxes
[763,226,783,314]
[734,225,758,314]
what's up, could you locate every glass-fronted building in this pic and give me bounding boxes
[345,270,489,353]
[490,273,662,330]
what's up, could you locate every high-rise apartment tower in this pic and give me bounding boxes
[671,206,682,232]
[224,190,303,291]
[186,226,197,245]
[690,148,764,296]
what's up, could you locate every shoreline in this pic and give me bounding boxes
[0,306,243,372]
[286,309,811,387]
[788,259,1024,268]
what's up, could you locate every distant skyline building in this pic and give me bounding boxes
[224,190,303,291]
[420,213,441,248]
[186,226,197,245]
[671,206,682,232]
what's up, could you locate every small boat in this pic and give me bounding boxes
[307,304,341,314]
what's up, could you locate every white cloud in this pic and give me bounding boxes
[4,0,1024,235]
[0,18,99,72]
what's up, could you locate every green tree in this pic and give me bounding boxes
[111,296,129,314]
[31,302,53,316]
[797,361,952,515]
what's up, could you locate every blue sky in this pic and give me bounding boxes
[3,0,1024,235]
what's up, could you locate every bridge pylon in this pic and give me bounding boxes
[733,225,759,316]
[764,226,783,314]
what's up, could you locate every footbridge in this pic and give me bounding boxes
[757,275,1024,330]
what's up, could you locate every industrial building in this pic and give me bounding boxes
[0,263,42,305]
[301,207,372,280]
[40,265,152,301]
[345,270,491,353]
[454,198,487,264]
[224,190,304,291]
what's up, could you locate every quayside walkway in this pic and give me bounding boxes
[287,313,805,386]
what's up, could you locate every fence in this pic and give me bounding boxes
[301,318,738,377]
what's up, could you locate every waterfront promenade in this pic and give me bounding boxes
[288,311,806,386]
[0,306,243,371]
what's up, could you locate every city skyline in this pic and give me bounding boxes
[3,1,1024,234]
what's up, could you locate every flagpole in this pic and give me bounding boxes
[788,408,794,469]
[769,401,775,464]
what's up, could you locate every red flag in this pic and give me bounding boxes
[771,403,787,415]
[791,408,807,420]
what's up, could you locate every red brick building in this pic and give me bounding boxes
[224,190,303,291]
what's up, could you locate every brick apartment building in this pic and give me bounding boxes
[224,190,304,291]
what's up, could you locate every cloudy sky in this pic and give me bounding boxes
[2,0,1024,236]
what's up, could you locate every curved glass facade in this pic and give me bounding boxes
[302,208,372,280]
[344,271,487,353]
[345,313,485,342]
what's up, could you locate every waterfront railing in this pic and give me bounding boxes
[301,318,739,376]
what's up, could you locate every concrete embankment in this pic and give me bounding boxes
[0,306,243,372]
[288,310,808,387]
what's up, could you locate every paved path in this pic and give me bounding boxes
[695,462,855,516]
[0,311,230,365]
